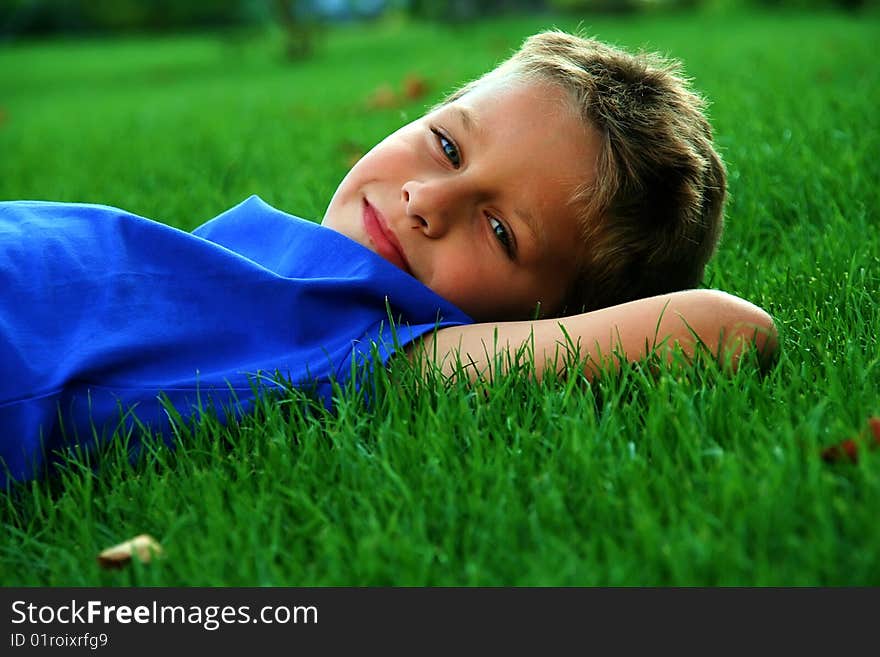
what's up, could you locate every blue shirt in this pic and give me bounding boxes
[0,195,471,486]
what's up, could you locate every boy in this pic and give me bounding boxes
[323,31,775,379]
[0,31,776,487]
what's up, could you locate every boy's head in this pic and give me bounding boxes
[322,30,725,320]
[447,30,728,315]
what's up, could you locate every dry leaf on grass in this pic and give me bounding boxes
[97,534,163,569]
[366,83,397,110]
[365,74,430,110]
[337,140,366,168]
[403,74,429,101]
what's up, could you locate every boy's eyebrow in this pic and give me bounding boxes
[514,204,545,249]
[453,106,478,136]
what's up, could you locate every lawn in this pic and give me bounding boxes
[1,8,878,586]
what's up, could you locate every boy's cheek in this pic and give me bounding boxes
[365,133,423,175]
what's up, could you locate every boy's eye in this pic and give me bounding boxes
[432,128,461,168]
[489,216,516,259]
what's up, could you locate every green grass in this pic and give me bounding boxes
[1,9,879,586]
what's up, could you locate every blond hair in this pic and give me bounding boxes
[443,30,726,315]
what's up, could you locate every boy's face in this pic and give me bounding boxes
[322,78,599,321]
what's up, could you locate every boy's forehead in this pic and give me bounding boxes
[461,83,594,196]
[450,77,577,125]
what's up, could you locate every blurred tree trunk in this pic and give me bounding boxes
[273,0,316,59]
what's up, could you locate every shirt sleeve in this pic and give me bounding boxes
[0,198,471,487]
[0,200,326,485]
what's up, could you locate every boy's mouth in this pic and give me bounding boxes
[362,198,412,276]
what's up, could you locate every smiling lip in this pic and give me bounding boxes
[362,198,412,275]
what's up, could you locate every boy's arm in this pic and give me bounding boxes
[409,289,778,381]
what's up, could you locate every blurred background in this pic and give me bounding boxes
[1,0,875,46]
[1,0,876,224]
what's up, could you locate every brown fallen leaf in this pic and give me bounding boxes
[821,416,880,464]
[366,83,397,110]
[98,534,163,569]
[403,74,429,101]
[337,140,365,168]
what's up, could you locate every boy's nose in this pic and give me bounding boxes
[402,180,458,237]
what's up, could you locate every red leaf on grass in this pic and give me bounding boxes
[821,438,859,464]
[821,416,880,464]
